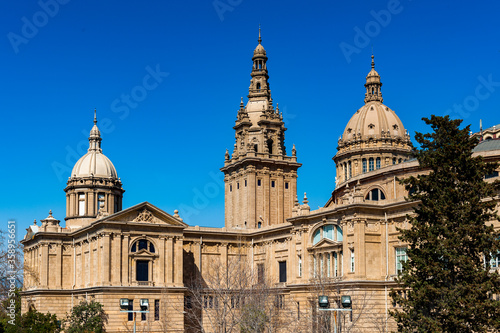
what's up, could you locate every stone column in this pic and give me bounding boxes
[122,235,129,286]
[112,234,121,285]
[40,244,48,288]
[166,237,174,285]
[102,233,111,285]
[174,237,183,286]
[55,243,62,289]
[158,237,165,286]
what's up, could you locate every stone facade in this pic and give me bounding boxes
[21,33,500,332]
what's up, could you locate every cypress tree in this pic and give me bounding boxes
[391,115,500,332]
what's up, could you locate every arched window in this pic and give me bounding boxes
[267,139,273,155]
[348,161,352,178]
[369,158,374,171]
[130,239,157,285]
[365,188,386,201]
[313,225,340,245]
[362,159,367,173]
[376,157,381,169]
[131,239,155,253]
[344,163,347,181]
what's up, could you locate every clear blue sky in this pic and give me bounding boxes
[1,0,500,241]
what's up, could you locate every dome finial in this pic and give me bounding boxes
[258,24,262,44]
[94,108,97,125]
[371,54,375,69]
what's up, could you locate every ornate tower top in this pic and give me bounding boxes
[221,32,301,229]
[364,54,383,104]
[64,111,124,229]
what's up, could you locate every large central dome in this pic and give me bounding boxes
[70,120,118,179]
[333,55,412,186]
[341,101,407,143]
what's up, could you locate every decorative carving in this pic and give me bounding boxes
[133,209,161,224]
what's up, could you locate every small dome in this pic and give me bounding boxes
[341,101,407,142]
[254,43,266,56]
[71,151,118,179]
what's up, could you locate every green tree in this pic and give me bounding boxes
[65,300,108,333]
[0,289,60,333]
[391,115,500,332]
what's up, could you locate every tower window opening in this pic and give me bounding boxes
[256,82,261,91]
[258,61,262,69]
[372,88,374,95]
[237,182,239,189]
[271,181,275,188]
[393,157,397,165]
[267,139,273,155]
[369,158,374,171]
[254,144,258,152]
[230,184,232,192]
[78,193,85,216]
[97,193,105,210]
[285,182,289,189]
[258,179,261,186]
[245,179,247,187]
[258,221,262,228]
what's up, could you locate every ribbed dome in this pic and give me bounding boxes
[71,151,118,179]
[341,101,407,142]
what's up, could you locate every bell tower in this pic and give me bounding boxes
[221,30,301,229]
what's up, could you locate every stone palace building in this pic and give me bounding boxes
[21,32,500,332]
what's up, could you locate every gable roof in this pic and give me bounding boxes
[98,201,188,227]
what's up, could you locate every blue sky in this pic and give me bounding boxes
[1,0,500,240]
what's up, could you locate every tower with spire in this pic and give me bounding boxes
[64,111,124,229]
[221,31,301,229]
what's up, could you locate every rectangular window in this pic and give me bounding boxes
[298,255,302,277]
[320,254,324,278]
[136,260,149,281]
[230,184,232,192]
[257,263,265,283]
[185,296,192,309]
[486,171,499,179]
[271,180,275,187]
[78,194,85,216]
[327,253,331,278]
[245,179,247,187]
[279,261,287,283]
[154,299,159,321]
[334,252,338,277]
[313,255,317,278]
[237,182,239,189]
[258,179,261,186]
[128,300,133,321]
[275,295,284,309]
[285,182,289,189]
[350,249,355,272]
[396,247,408,274]
[362,159,367,173]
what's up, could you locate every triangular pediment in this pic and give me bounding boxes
[310,238,338,250]
[100,202,188,227]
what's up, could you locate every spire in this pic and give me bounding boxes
[248,27,271,101]
[364,54,383,104]
[88,110,102,152]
